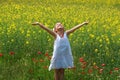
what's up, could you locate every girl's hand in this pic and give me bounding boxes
[32,22,40,25]
[83,21,89,25]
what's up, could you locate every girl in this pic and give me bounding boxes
[32,21,88,80]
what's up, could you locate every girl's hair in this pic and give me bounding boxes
[53,22,64,33]
[53,25,57,33]
[53,23,59,33]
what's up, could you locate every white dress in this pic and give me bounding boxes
[49,32,74,71]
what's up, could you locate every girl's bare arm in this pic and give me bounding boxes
[66,21,88,36]
[32,22,56,38]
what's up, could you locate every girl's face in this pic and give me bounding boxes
[54,23,64,32]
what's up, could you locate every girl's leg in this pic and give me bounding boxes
[59,68,65,80]
[54,69,60,80]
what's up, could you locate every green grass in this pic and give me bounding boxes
[0,0,120,80]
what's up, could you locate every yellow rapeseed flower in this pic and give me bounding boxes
[0,18,1,22]
[94,49,98,53]
[26,41,29,44]
[111,59,114,62]
[93,62,96,65]
[82,42,85,46]
[38,30,41,33]
[89,34,94,38]
[83,53,86,57]
[100,44,103,47]
[11,39,14,42]
[21,30,24,34]
[19,28,24,34]
[10,23,16,30]
[99,39,102,43]
[15,4,20,9]
[27,30,30,33]
[26,33,30,37]
[118,29,120,33]
[105,37,110,44]
[111,33,116,37]
[33,31,35,34]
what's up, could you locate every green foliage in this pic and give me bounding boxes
[0,0,120,80]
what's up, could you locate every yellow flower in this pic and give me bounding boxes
[99,39,102,43]
[94,49,98,53]
[111,59,114,62]
[82,42,85,46]
[106,37,110,44]
[26,33,30,37]
[118,29,120,33]
[26,41,29,44]
[11,39,14,42]
[111,33,116,37]
[83,53,86,57]
[19,28,24,34]
[89,34,94,38]
[33,31,35,34]
[10,23,16,30]
[93,62,96,65]
[38,30,41,33]
[21,30,24,34]
[100,44,103,47]
[27,30,30,33]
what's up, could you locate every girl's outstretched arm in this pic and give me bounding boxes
[66,21,88,36]
[32,22,56,38]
